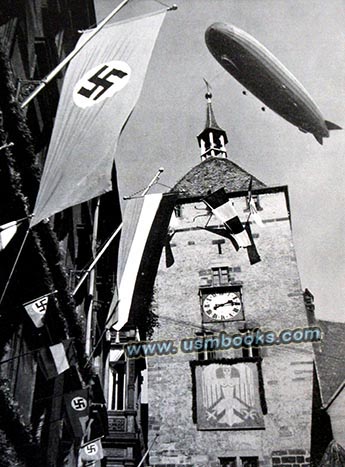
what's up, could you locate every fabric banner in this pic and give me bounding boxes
[23,294,49,328]
[0,220,19,250]
[31,11,166,226]
[80,438,104,462]
[106,193,176,330]
[204,188,251,248]
[64,388,89,441]
[194,361,264,430]
[38,339,75,379]
[244,222,261,265]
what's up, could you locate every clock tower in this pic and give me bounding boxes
[145,91,315,467]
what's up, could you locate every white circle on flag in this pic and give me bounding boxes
[85,443,98,455]
[71,396,87,411]
[73,60,131,108]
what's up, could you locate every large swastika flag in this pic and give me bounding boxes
[31,11,166,226]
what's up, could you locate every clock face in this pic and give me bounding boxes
[202,291,242,321]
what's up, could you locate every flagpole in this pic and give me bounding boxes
[73,223,123,296]
[85,198,100,356]
[142,167,164,196]
[0,227,30,307]
[22,289,58,306]
[0,214,33,231]
[83,300,119,369]
[136,433,159,467]
[20,0,131,109]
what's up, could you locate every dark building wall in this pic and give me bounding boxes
[0,2,118,466]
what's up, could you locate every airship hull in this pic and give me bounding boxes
[205,23,340,143]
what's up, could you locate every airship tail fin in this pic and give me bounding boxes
[325,120,342,131]
[314,134,324,145]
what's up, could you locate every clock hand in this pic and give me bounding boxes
[214,300,237,309]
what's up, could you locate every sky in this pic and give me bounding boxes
[95,0,345,322]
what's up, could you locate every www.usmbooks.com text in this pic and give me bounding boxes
[124,326,321,359]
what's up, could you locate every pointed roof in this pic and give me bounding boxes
[172,156,266,198]
[205,98,223,132]
[197,91,228,144]
[314,319,345,407]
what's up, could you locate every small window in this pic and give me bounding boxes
[241,457,258,467]
[219,458,236,467]
[240,328,260,358]
[219,457,259,467]
[244,195,263,212]
[195,332,217,361]
[212,266,231,286]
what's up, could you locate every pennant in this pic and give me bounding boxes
[0,220,18,250]
[38,339,75,379]
[106,193,176,330]
[30,11,167,227]
[204,188,251,248]
[23,294,49,328]
[64,388,89,442]
[80,438,104,462]
[244,222,261,265]
[164,229,175,268]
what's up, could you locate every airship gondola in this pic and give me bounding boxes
[205,22,341,144]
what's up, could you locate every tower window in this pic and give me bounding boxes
[244,195,263,212]
[240,328,260,358]
[199,267,241,288]
[241,458,259,467]
[195,331,217,361]
[219,457,258,467]
[212,266,231,286]
[219,458,236,467]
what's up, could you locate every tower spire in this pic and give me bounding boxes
[197,80,228,160]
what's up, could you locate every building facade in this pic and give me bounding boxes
[146,93,315,467]
[0,2,122,466]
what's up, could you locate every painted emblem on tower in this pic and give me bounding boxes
[194,362,264,430]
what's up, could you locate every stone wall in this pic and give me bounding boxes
[272,449,310,467]
[147,189,314,467]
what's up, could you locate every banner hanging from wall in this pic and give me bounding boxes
[192,361,265,430]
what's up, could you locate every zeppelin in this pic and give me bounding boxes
[205,22,341,144]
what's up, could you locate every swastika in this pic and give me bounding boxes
[85,443,98,455]
[33,297,48,313]
[71,396,87,411]
[73,60,131,108]
[77,65,128,101]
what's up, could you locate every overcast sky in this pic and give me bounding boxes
[95,0,345,322]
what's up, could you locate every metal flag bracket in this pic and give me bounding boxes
[123,167,165,200]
